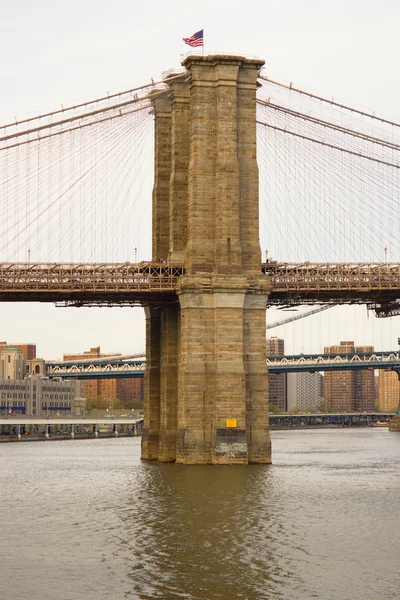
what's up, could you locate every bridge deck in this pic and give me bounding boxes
[0,262,183,304]
[264,262,400,307]
[0,262,399,307]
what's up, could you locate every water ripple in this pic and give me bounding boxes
[1,430,399,599]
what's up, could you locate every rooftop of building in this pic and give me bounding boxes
[0,347,23,353]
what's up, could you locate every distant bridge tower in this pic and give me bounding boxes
[141,55,271,464]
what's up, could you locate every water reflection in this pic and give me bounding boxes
[119,465,290,599]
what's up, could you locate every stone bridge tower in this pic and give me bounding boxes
[141,55,271,464]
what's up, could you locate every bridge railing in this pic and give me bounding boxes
[266,352,400,367]
[47,362,147,375]
[263,262,400,291]
[46,350,400,378]
[1,261,400,308]
[0,263,184,293]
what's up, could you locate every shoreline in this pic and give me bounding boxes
[0,431,141,443]
[0,424,390,443]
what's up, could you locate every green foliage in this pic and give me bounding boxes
[119,398,144,410]
[85,396,123,411]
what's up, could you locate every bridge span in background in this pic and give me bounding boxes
[45,350,400,378]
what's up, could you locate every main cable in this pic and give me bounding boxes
[258,75,400,129]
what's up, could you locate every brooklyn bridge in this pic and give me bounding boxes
[1,54,400,463]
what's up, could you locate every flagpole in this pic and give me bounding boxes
[202,29,204,56]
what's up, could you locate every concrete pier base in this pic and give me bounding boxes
[389,416,400,431]
[175,276,271,465]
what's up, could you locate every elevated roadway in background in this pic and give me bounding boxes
[0,416,143,440]
[48,353,145,366]
[266,350,400,373]
[47,360,146,379]
[0,416,142,426]
[45,350,400,378]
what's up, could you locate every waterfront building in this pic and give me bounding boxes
[0,341,36,360]
[64,347,109,401]
[0,347,25,379]
[324,341,355,410]
[378,370,399,412]
[287,372,323,411]
[0,348,85,416]
[324,342,376,411]
[266,337,286,411]
[354,346,376,412]
[26,358,46,376]
[64,346,119,402]
[118,378,144,405]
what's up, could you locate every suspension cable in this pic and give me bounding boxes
[258,75,400,129]
[256,120,400,169]
[257,99,400,152]
[0,96,153,144]
[0,104,152,152]
[0,72,184,131]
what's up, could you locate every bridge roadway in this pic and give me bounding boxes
[45,350,400,378]
[0,262,400,311]
[0,417,142,426]
[264,262,400,311]
[0,416,143,439]
[266,350,400,373]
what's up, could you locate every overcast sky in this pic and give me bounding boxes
[1,0,399,359]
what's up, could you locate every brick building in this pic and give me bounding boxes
[266,337,286,411]
[378,370,399,412]
[63,346,144,407]
[324,342,376,411]
[323,341,354,410]
[354,346,376,412]
[0,341,36,360]
[117,378,144,405]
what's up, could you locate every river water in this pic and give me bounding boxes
[1,428,399,600]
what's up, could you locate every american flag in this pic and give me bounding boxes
[182,29,204,47]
